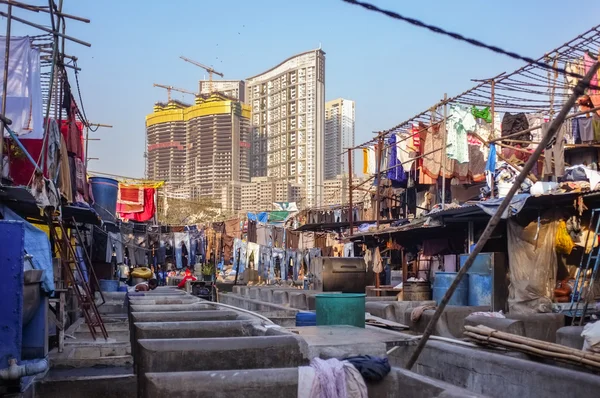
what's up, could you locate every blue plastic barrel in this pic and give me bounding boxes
[89,176,118,221]
[296,311,317,327]
[432,272,469,306]
[315,293,366,328]
[99,279,119,292]
[468,273,492,307]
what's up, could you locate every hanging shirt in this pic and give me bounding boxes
[446,104,476,164]
[362,148,369,174]
[366,146,376,174]
[396,132,414,172]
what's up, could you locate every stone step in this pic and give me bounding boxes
[49,355,134,369]
[36,366,135,397]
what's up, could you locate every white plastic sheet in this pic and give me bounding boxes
[507,215,558,315]
[0,36,43,139]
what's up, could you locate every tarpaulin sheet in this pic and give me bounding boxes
[476,193,530,219]
[247,212,268,224]
[0,205,54,293]
[507,215,557,315]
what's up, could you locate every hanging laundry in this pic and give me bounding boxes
[485,144,497,191]
[421,123,443,180]
[501,113,531,143]
[387,133,406,184]
[373,246,383,274]
[395,132,414,175]
[467,134,487,182]
[259,246,272,281]
[0,36,43,139]
[471,106,492,123]
[584,51,599,94]
[344,242,355,257]
[446,104,476,163]
[272,248,285,279]
[542,121,567,178]
[565,58,585,91]
[362,148,369,174]
[118,188,156,222]
[246,242,260,271]
[366,146,376,174]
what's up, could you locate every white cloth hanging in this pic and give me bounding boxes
[0,36,43,139]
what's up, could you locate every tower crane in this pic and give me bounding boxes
[153,83,196,102]
[179,56,224,94]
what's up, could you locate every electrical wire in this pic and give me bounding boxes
[341,0,597,82]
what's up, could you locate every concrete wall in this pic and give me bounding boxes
[389,339,600,398]
[143,367,485,398]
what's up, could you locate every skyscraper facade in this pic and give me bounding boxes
[246,49,326,207]
[325,98,355,179]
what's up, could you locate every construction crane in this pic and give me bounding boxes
[153,83,196,102]
[179,56,224,94]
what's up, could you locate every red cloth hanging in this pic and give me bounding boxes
[7,138,43,185]
[118,188,155,222]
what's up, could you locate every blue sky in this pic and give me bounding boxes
[6,0,600,178]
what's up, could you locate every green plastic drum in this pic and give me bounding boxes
[315,293,366,328]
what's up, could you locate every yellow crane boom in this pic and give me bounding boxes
[179,56,224,94]
[153,83,196,102]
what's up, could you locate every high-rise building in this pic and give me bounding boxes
[199,80,246,103]
[325,98,355,179]
[246,49,326,208]
[240,177,303,212]
[323,174,364,207]
[146,100,190,186]
[145,93,251,212]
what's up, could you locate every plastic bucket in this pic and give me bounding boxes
[296,311,317,327]
[497,182,512,198]
[89,176,118,221]
[99,279,119,292]
[468,273,492,307]
[315,293,366,328]
[432,272,469,306]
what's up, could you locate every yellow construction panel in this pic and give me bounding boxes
[241,104,251,119]
[184,101,231,120]
[146,109,185,127]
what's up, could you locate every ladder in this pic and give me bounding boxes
[48,215,108,340]
[567,208,600,325]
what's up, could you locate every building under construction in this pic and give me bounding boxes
[145,100,190,187]
[145,93,251,212]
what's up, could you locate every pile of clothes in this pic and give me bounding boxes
[298,356,390,398]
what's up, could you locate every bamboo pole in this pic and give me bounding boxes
[405,61,600,371]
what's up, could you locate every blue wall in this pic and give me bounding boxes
[0,221,25,367]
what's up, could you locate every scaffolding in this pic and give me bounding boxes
[0,1,109,343]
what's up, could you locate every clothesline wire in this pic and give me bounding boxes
[345,23,600,153]
[341,0,595,81]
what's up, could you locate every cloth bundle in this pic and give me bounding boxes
[298,356,390,398]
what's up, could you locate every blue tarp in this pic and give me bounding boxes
[0,205,54,293]
[247,212,268,224]
[475,194,530,219]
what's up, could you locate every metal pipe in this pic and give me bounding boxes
[0,358,49,380]
[0,0,90,22]
[0,4,12,182]
[405,61,600,371]
[0,12,91,47]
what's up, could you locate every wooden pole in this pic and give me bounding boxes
[348,149,354,236]
[405,62,600,371]
[441,94,448,209]
[0,4,12,178]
